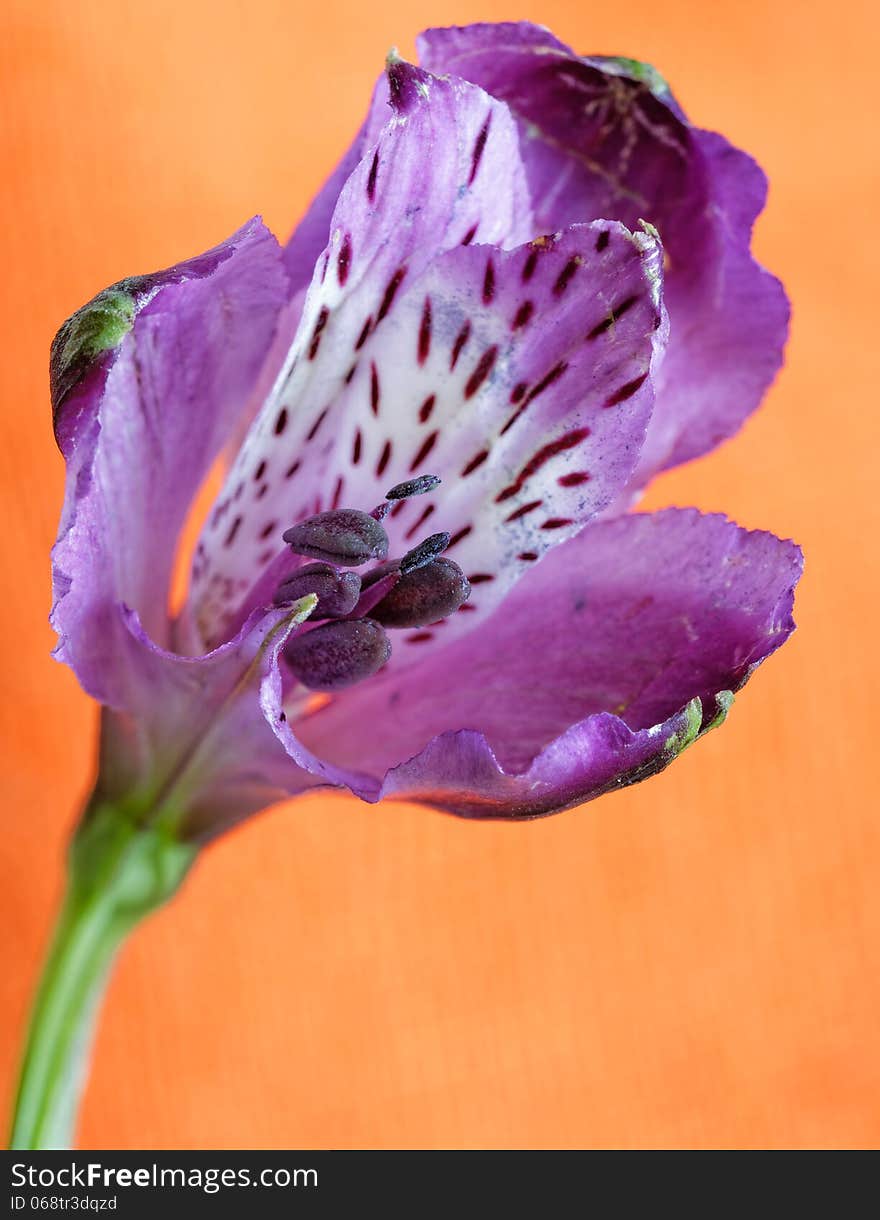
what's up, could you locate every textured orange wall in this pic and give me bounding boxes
[1,0,877,1149]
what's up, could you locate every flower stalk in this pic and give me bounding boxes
[9,800,195,1150]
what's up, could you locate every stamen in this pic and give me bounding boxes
[400,531,450,575]
[371,557,470,628]
[385,474,442,500]
[271,473,466,683]
[283,509,388,566]
[284,618,391,691]
[274,563,361,618]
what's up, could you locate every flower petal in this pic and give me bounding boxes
[378,702,712,818]
[193,64,667,653]
[51,218,287,705]
[197,221,664,652]
[191,62,537,641]
[97,598,324,841]
[418,22,789,482]
[643,129,789,475]
[293,509,802,814]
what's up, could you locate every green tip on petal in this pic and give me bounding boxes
[703,690,735,734]
[62,288,138,362]
[663,696,703,757]
[50,278,149,418]
[600,56,670,97]
[663,690,736,760]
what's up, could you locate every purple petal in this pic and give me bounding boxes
[51,218,287,705]
[191,62,538,643]
[293,509,802,815]
[97,598,323,841]
[418,22,789,482]
[194,209,665,655]
[640,130,789,475]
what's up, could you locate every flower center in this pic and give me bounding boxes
[276,476,470,690]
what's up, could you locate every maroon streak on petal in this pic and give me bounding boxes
[418,297,432,364]
[464,346,499,398]
[450,321,472,370]
[376,266,407,322]
[469,114,492,185]
[495,429,591,502]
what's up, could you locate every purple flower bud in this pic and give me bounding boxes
[371,557,470,628]
[273,563,361,618]
[284,619,391,691]
[282,509,388,566]
[399,531,450,575]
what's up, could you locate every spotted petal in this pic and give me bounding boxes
[196,222,664,654]
[50,219,287,706]
[288,509,802,813]
[192,67,666,656]
[418,22,789,483]
[191,62,538,642]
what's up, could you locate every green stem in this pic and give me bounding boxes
[8,801,195,1150]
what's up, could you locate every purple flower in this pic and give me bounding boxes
[50,28,801,841]
[12,24,805,1151]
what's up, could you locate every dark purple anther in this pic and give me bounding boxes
[284,618,391,691]
[399,531,450,575]
[273,562,361,618]
[371,557,470,628]
[283,509,388,566]
[385,474,442,500]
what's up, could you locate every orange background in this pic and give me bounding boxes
[1,0,877,1150]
